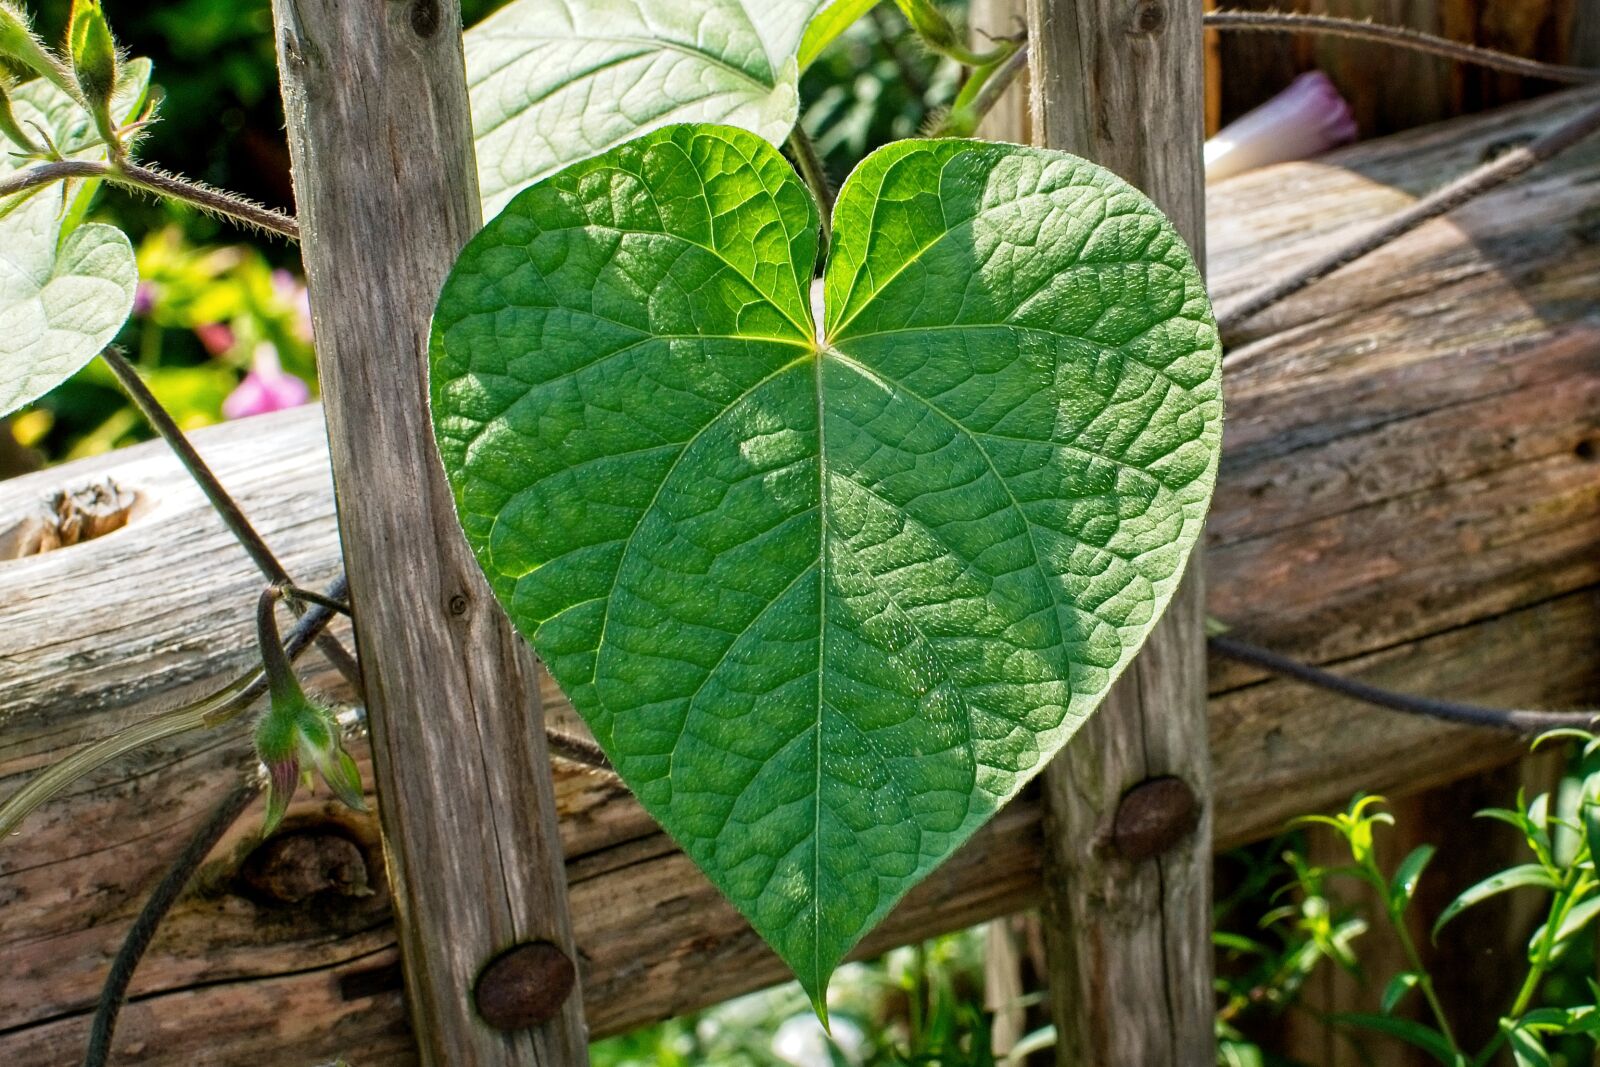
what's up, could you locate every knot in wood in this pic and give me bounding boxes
[474,941,576,1031]
[409,0,441,38]
[448,593,469,616]
[1127,0,1167,36]
[1111,776,1199,861]
[240,829,372,904]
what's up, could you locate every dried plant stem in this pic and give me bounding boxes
[0,159,298,240]
[1217,95,1600,337]
[1210,634,1600,734]
[1205,11,1599,85]
[99,348,362,694]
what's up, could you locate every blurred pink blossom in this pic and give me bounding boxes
[195,322,235,356]
[223,343,309,419]
[133,281,158,317]
[272,268,314,343]
[1204,70,1358,183]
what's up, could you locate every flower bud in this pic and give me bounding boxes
[1204,71,1358,183]
[253,587,367,836]
[67,0,118,151]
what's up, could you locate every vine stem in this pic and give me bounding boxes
[0,159,299,240]
[787,125,835,246]
[1209,634,1600,734]
[1205,11,1599,85]
[1216,95,1600,338]
[82,779,260,1067]
[99,347,363,696]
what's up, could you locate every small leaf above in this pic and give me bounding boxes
[431,124,1222,1001]
[0,61,148,415]
[464,0,829,215]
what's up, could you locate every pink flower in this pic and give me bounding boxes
[272,268,314,343]
[195,322,236,356]
[133,281,158,317]
[223,343,309,419]
[1205,70,1358,183]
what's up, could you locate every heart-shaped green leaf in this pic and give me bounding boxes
[0,61,148,416]
[431,124,1221,1002]
[464,0,834,215]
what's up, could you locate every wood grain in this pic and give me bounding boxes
[2,87,1599,1062]
[1023,1,1216,1063]
[267,0,586,1062]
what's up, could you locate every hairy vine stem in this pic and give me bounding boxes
[956,41,1029,136]
[1209,634,1600,734]
[82,778,260,1067]
[99,347,363,695]
[1205,11,1599,85]
[0,158,299,240]
[1216,94,1600,338]
[787,125,835,245]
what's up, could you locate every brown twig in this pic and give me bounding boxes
[1216,95,1600,339]
[1205,11,1599,86]
[1210,634,1600,734]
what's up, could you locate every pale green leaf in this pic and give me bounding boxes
[464,0,827,215]
[430,125,1222,1001]
[797,0,880,70]
[1380,971,1419,1015]
[0,59,148,414]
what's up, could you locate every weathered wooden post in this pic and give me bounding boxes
[1024,1,1216,1063]
[269,0,589,1062]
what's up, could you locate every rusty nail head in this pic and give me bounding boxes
[474,941,576,1031]
[1111,776,1200,861]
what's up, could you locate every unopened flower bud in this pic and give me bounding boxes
[67,0,118,152]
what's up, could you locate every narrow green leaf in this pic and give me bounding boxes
[431,125,1222,1001]
[1328,1013,1462,1066]
[1502,1021,1554,1067]
[464,0,827,214]
[1434,864,1558,939]
[797,0,880,70]
[1380,972,1420,1015]
[1389,844,1435,913]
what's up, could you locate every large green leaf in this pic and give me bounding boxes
[431,124,1222,1000]
[464,0,831,215]
[0,61,148,415]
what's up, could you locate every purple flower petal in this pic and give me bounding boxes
[1205,70,1358,182]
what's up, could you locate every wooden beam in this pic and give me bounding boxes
[267,1,586,1062]
[1023,1,1215,1063]
[4,85,1599,1062]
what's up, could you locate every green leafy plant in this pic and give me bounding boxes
[1257,733,1600,1067]
[429,117,1222,1003]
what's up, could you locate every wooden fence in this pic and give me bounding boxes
[4,77,1599,1061]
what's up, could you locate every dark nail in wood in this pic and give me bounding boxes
[474,942,577,1031]
[1111,776,1200,861]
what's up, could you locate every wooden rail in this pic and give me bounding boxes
[3,86,1599,1064]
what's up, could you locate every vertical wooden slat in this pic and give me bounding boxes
[269,1,589,1063]
[1022,1,1215,1064]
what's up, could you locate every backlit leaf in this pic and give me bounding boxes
[0,59,148,415]
[464,0,827,215]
